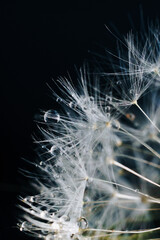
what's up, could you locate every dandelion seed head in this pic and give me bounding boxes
[19,20,160,240]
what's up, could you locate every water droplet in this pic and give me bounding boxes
[69,101,73,108]
[89,96,94,101]
[129,89,134,94]
[116,81,122,85]
[84,196,90,203]
[44,110,60,123]
[78,217,88,229]
[106,96,112,102]
[82,105,87,111]
[29,196,34,202]
[105,106,111,112]
[40,161,43,166]
[20,221,26,231]
[56,97,62,103]
[50,145,56,155]
[135,189,139,193]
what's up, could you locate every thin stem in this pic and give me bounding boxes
[82,226,160,234]
[83,199,160,208]
[113,160,160,188]
[120,126,160,159]
[91,177,160,204]
[135,102,160,133]
[115,204,160,211]
[115,153,160,169]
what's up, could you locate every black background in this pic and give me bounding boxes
[1,1,160,239]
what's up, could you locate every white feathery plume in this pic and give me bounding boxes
[18,23,160,240]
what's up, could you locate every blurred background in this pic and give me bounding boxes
[1,1,160,239]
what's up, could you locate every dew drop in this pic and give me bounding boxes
[84,196,91,203]
[56,97,62,103]
[78,217,88,229]
[44,110,60,123]
[50,145,56,155]
[106,96,112,102]
[116,81,122,85]
[23,197,27,202]
[89,96,94,101]
[69,101,73,108]
[105,106,111,112]
[29,196,34,202]
[82,105,87,111]
[20,221,26,231]
[129,89,134,94]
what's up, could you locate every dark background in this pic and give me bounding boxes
[1,1,160,239]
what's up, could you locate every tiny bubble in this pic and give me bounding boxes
[44,110,60,123]
[50,145,56,155]
[40,161,43,166]
[89,96,94,101]
[78,217,88,229]
[29,196,34,202]
[56,97,62,103]
[105,106,111,112]
[20,221,26,231]
[106,96,112,102]
[69,102,73,108]
[116,81,122,85]
[129,89,134,94]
